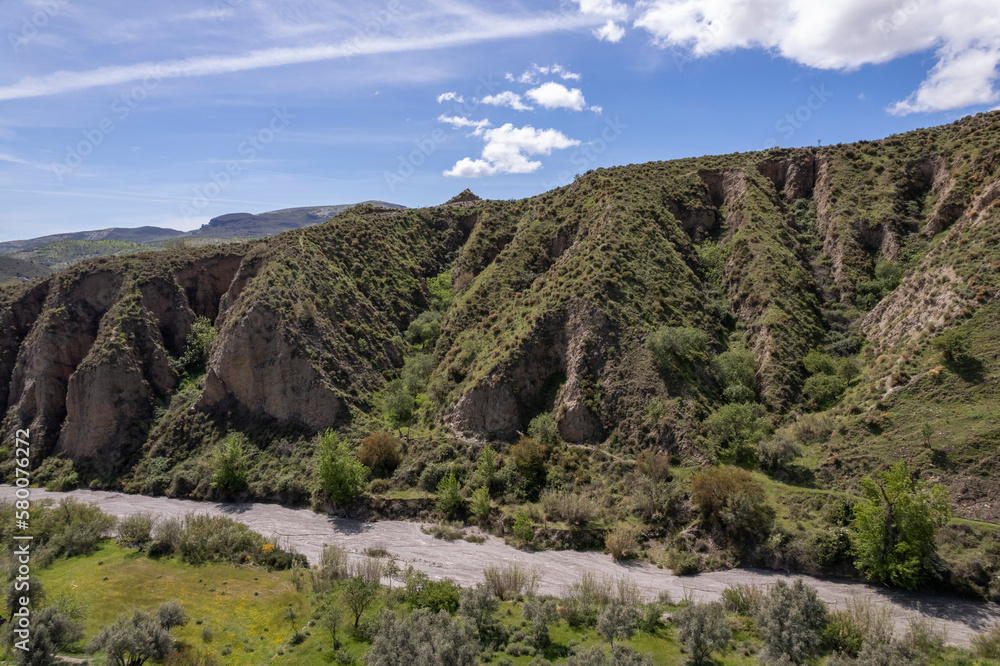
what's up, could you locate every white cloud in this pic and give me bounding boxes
[438,114,492,135]
[633,0,1000,114]
[509,63,582,85]
[594,20,626,43]
[437,91,464,104]
[525,82,590,111]
[573,0,629,20]
[0,12,602,101]
[444,123,580,177]
[478,91,534,111]
[888,46,1000,114]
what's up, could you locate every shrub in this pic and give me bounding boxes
[383,379,416,426]
[318,431,368,506]
[714,346,757,401]
[802,374,846,409]
[635,450,672,481]
[358,432,402,477]
[174,513,303,569]
[703,402,771,464]
[89,601,189,666]
[566,645,653,665]
[605,525,642,560]
[6,605,82,661]
[791,412,834,444]
[758,432,802,470]
[690,466,772,540]
[821,611,865,657]
[803,350,837,376]
[482,562,539,600]
[972,623,1000,660]
[721,583,764,616]
[752,579,827,664]
[932,328,967,362]
[541,491,599,526]
[211,433,249,493]
[513,510,535,543]
[366,609,479,666]
[523,597,558,648]
[436,473,463,517]
[410,579,461,614]
[470,487,491,524]
[508,437,547,499]
[458,584,501,639]
[597,603,638,645]
[850,461,951,589]
[647,326,710,372]
[344,577,380,628]
[629,477,683,524]
[117,512,155,551]
[528,412,560,447]
[673,601,732,665]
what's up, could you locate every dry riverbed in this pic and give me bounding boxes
[4,486,998,648]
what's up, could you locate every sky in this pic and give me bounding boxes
[0,0,998,242]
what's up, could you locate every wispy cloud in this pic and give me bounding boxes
[0,12,601,102]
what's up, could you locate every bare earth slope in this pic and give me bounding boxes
[5,485,996,648]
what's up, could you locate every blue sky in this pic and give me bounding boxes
[1,0,998,241]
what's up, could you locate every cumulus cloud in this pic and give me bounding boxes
[438,114,492,135]
[444,123,580,177]
[436,91,464,103]
[594,20,626,43]
[632,0,1000,114]
[525,82,594,111]
[478,91,534,111]
[573,0,628,20]
[506,63,581,85]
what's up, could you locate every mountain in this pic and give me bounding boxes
[1,113,1000,592]
[187,202,406,238]
[0,226,185,254]
[0,255,51,284]
[0,202,407,271]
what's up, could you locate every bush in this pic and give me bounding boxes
[482,562,539,600]
[566,645,653,665]
[635,451,672,481]
[383,379,416,426]
[358,432,402,478]
[690,466,772,540]
[647,326,709,372]
[436,473,463,517]
[932,328,967,362]
[89,601,189,666]
[803,350,837,376]
[174,513,303,569]
[366,609,480,666]
[513,510,535,543]
[802,374,846,409]
[758,432,802,470]
[541,491,599,526]
[508,437,547,500]
[318,431,368,506]
[176,316,216,375]
[673,602,732,665]
[791,412,834,444]
[752,579,827,664]
[605,525,642,560]
[409,579,461,614]
[703,403,771,464]
[972,623,1000,660]
[629,477,682,525]
[523,597,559,648]
[117,512,155,551]
[714,346,757,401]
[458,584,501,639]
[528,412,560,447]
[721,583,764,616]
[597,603,638,645]
[211,433,249,493]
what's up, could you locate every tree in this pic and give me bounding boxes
[458,584,500,640]
[470,486,491,524]
[523,597,558,648]
[647,326,710,372]
[752,579,826,664]
[211,432,249,492]
[8,606,83,666]
[318,430,368,505]
[703,403,771,464]
[319,605,344,649]
[281,605,297,634]
[673,601,732,665]
[850,461,951,589]
[366,609,479,666]
[567,644,653,666]
[597,603,638,645]
[117,512,155,551]
[436,473,463,517]
[528,412,560,447]
[344,576,380,628]
[176,316,216,376]
[359,431,402,477]
[714,346,757,403]
[89,601,188,666]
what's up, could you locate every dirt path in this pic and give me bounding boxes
[5,486,998,648]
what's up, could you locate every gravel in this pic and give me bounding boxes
[4,485,998,648]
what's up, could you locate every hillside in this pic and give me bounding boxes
[2,112,1000,598]
[0,254,51,284]
[0,201,406,270]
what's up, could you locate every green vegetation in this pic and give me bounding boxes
[318,431,368,506]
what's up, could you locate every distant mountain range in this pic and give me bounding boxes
[0,201,405,276]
